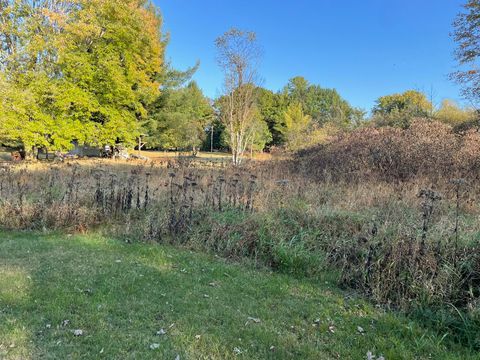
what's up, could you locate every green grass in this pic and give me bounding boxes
[0,232,476,359]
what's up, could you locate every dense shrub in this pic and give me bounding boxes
[296,119,480,184]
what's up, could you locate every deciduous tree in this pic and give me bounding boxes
[147,81,213,154]
[215,28,261,165]
[278,102,312,151]
[372,90,432,128]
[451,0,480,104]
[434,99,476,126]
[282,76,360,127]
[0,0,166,156]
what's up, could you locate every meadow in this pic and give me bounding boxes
[3,0,480,358]
[1,122,480,358]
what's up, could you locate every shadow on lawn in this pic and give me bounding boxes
[0,232,476,359]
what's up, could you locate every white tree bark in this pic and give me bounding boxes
[216,29,260,165]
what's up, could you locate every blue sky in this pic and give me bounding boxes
[156,0,466,111]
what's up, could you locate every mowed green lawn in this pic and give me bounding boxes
[0,232,475,359]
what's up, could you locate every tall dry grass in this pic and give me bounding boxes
[1,123,480,348]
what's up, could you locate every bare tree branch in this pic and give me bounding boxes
[215,28,261,165]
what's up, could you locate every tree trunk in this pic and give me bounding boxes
[23,145,38,161]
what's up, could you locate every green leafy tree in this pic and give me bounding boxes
[215,88,271,156]
[434,99,476,126]
[203,119,226,152]
[255,87,287,146]
[248,110,272,153]
[282,76,360,127]
[277,102,312,151]
[57,0,166,148]
[0,0,166,156]
[147,81,213,154]
[372,90,433,128]
[0,74,53,151]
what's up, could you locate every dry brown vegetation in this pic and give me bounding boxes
[1,121,480,349]
[296,119,480,184]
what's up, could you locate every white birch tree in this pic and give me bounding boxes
[215,28,261,165]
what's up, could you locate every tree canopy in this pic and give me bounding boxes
[278,102,312,151]
[146,81,213,152]
[4,2,471,160]
[451,0,480,104]
[0,0,166,156]
[282,76,362,127]
[372,90,433,128]
[215,28,261,164]
[435,99,474,124]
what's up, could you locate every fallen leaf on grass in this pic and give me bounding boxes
[366,351,385,360]
[150,343,160,350]
[156,329,166,335]
[84,288,93,294]
[73,329,83,336]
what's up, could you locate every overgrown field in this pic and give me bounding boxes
[1,127,480,354]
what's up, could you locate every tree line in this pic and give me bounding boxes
[1,0,479,161]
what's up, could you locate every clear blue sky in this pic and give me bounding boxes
[156,0,466,111]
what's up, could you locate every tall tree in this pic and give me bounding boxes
[451,0,480,105]
[434,99,476,126]
[372,90,433,128]
[215,28,261,165]
[0,0,75,155]
[255,87,287,146]
[278,102,312,151]
[147,81,213,154]
[282,76,360,127]
[0,0,166,156]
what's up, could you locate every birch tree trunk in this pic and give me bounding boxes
[215,28,261,165]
